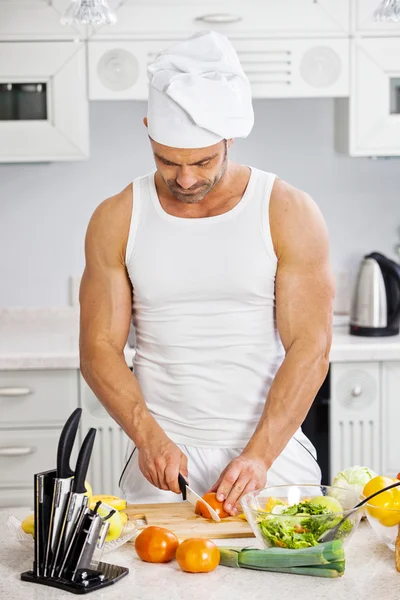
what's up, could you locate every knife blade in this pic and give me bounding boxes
[51,427,96,577]
[43,407,82,576]
[178,474,221,522]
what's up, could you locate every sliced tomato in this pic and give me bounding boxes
[195,492,230,519]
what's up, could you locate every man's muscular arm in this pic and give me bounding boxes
[209,179,335,514]
[79,186,188,493]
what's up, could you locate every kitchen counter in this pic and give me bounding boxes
[0,508,398,600]
[1,308,400,370]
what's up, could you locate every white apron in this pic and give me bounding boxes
[119,429,321,503]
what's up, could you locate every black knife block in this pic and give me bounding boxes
[21,562,129,595]
[21,419,129,594]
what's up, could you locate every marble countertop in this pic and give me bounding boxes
[0,508,399,600]
[0,308,399,370]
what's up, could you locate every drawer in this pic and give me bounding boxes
[0,428,61,487]
[94,1,350,39]
[0,487,34,509]
[0,370,79,427]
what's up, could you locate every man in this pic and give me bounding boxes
[79,31,334,516]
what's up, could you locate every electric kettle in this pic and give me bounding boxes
[349,252,400,337]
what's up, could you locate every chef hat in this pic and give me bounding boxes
[147,30,254,148]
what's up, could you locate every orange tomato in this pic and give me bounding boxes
[195,493,230,519]
[176,538,220,573]
[134,526,179,563]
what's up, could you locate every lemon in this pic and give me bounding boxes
[21,514,35,536]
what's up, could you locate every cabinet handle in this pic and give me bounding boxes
[0,387,33,397]
[195,13,243,24]
[351,385,363,397]
[0,447,36,456]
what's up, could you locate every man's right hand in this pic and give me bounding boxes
[137,430,188,494]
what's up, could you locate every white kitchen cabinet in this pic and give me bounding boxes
[79,376,129,497]
[89,38,349,101]
[0,368,80,509]
[92,0,350,40]
[381,362,400,478]
[233,38,349,99]
[0,41,89,162]
[335,38,400,156]
[330,362,381,477]
[88,40,165,101]
[353,0,400,36]
[0,0,84,41]
[0,369,79,428]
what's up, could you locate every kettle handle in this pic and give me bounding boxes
[367,252,400,327]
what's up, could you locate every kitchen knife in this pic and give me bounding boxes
[178,474,221,522]
[51,427,96,576]
[58,499,90,579]
[43,407,82,576]
[65,512,105,582]
[34,469,56,577]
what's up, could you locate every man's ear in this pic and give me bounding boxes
[226,138,234,149]
[143,117,148,128]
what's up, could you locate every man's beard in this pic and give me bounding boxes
[165,143,228,204]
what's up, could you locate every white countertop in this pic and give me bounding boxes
[0,308,399,370]
[0,508,399,600]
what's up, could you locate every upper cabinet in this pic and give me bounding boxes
[335,38,400,157]
[88,38,349,101]
[353,0,400,35]
[0,0,85,40]
[2,0,400,160]
[91,0,350,39]
[0,42,89,162]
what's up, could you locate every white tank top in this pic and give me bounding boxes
[125,167,285,447]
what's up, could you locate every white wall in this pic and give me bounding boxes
[0,98,399,307]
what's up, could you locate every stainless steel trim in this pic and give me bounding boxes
[0,446,36,456]
[0,387,32,396]
[195,13,242,23]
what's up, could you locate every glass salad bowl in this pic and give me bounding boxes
[361,496,400,551]
[241,484,363,550]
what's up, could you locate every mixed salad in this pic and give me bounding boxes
[257,496,353,549]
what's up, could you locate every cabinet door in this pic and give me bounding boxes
[330,362,381,477]
[0,369,79,427]
[381,362,400,477]
[79,376,129,497]
[0,0,85,40]
[92,0,350,39]
[354,0,400,36]
[335,38,400,156]
[88,38,349,100]
[0,42,89,161]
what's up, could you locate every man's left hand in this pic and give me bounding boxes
[208,451,268,516]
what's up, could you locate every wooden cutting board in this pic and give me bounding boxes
[126,502,255,540]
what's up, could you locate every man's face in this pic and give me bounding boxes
[151,139,229,204]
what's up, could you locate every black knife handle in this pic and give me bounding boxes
[74,428,96,494]
[178,473,187,500]
[57,408,82,479]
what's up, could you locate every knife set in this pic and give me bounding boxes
[21,408,129,594]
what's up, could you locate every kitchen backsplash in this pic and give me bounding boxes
[0,98,399,307]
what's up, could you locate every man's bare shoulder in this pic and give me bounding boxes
[90,183,133,229]
[85,184,133,265]
[269,178,328,259]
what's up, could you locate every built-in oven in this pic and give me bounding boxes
[301,368,330,484]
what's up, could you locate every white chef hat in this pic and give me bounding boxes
[147,30,254,149]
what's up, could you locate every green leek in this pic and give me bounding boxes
[218,540,345,578]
